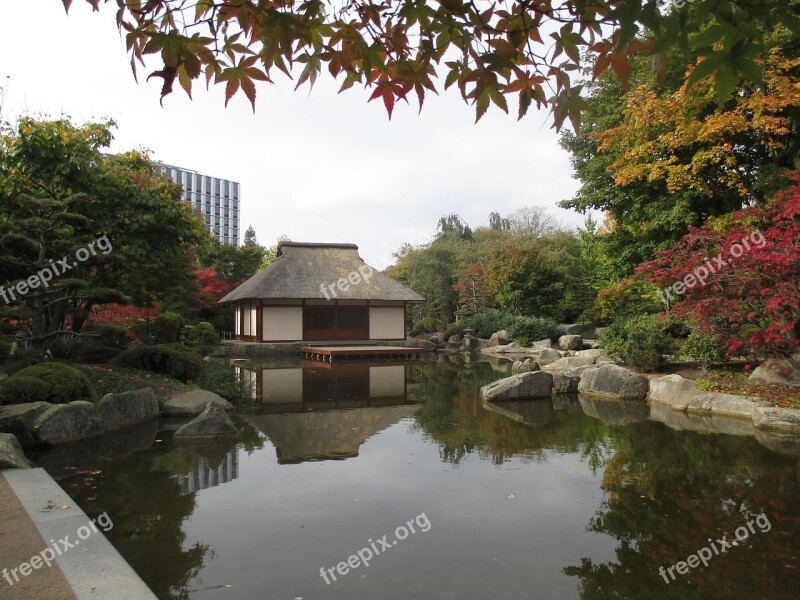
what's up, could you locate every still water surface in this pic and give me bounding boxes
[48,358,799,599]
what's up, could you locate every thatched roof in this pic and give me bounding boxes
[219,242,424,303]
[244,405,419,463]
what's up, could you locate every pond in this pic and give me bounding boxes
[40,357,800,600]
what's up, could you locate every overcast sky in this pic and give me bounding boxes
[1,0,589,268]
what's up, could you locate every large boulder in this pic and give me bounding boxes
[174,402,238,440]
[161,389,234,417]
[537,348,562,365]
[0,402,53,448]
[487,330,510,347]
[690,392,771,419]
[752,407,800,433]
[480,372,554,401]
[558,335,583,351]
[578,365,649,400]
[532,339,552,349]
[429,332,444,345]
[33,401,103,445]
[543,356,595,371]
[552,367,584,394]
[0,433,31,469]
[96,388,160,431]
[749,359,800,387]
[574,349,605,360]
[482,342,528,354]
[648,374,699,411]
[512,359,539,374]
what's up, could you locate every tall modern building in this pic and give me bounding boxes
[157,163,241,246]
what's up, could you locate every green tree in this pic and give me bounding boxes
[197,226,266,284]
[561,26,800,277]
[0,118,205,353]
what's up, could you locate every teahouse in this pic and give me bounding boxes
[219,242,424,342]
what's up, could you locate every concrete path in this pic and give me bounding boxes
[0,470,76,600]
[1,468,157,600]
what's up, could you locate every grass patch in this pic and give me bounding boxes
[79,364,190,399]
[696,368,800,409]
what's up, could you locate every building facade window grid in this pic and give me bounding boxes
[157,163,241,246]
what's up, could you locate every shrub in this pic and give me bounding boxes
[200,362,253,401]
[678,330,726,367]
[87,323,130,348]
[0,376,51,405]
[112,345,204,382]
[508,316,563,345]
[152,311,185,344]
[472,309,562,344]
[442,322,469,340]
[188,322,219,346]
[80,345,124,364]
[624,315,673,371]
[472,309,516,339]
[602,315,674,371]
[49,337,87,360]
[410,316,439,336]
[599,318,629,360]
[11,362,97,404]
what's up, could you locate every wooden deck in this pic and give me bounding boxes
[300,345,428,362]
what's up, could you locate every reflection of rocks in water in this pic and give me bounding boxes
[246,405,418,463]
[31,419,159,480]
[754,430,800,458]
[649,402,800,458]
[484,355,513,374]
[578,394,649,426]
[482,399,554,426]
[552,394,579,411]
[178,447,239,494]
[648,403,754,437]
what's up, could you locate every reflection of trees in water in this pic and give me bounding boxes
[410,362,611,466]
[63,422,265,600]
[412,361,800,597]
[65,446,209,600]
[564,422,800,599]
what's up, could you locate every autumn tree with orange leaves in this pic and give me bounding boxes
[562,26,800,277]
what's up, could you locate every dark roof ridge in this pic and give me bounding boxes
[277,242,358,255]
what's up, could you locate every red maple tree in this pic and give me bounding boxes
[637,176,800,358]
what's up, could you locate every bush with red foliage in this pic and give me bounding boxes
[195,267,236,310]
[637,177,800,358]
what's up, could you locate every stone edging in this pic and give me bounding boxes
[3,468,157,599]
[648,374,800,433]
